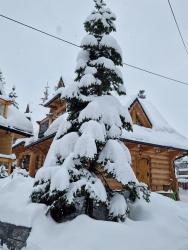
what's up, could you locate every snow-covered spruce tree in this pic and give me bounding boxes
[31,0,150,222]
[9,85,19,109]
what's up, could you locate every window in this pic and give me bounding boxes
[38,120,49,138]
[22,155,30,171]
[35,155,42,170]
[0,104,4,116]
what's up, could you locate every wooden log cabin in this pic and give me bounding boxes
[13,83,188,198]
[0,87,33,173]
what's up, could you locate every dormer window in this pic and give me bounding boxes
[38,119,50,138]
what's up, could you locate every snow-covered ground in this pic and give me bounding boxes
[0,176,188,250]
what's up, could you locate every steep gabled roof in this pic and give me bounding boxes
[118,95,188,151]
[129,98,152,128]
[56,77,65,89]
[43,92,61,107]
[43,77,65,107]
[25,104,30,114]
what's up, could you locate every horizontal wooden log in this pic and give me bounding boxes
[151,169,171,175]
[151,160,170,165]
[0,134,12,155]
[151,180,171,185]
[130,150,170,158]
[151,173,172,179]
[151,163,170,169]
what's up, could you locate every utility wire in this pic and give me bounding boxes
[1,13,188,87]
[123,63,188,86]
[0,14,80,48]
[167,0,188,57]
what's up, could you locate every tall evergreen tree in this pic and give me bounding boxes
[0,70,5,96]
[41,83,50,104]
[31,0,149,222]
[9,85,19,109]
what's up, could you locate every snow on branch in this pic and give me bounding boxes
[79,120,106,143]
[81,34,98,47]
[98,140,137,184]
[100,35,122,56]
[78,95,132,129]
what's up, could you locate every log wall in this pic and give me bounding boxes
[129,146,177,192]
[0,132,12,155]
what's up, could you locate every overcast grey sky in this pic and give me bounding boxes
[0,0,188,136]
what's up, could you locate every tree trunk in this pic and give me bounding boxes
[85,194,93,218]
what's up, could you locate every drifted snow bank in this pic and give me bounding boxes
[0,177,188,250]
[0,176,45,227]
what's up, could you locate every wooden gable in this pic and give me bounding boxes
[129,99,152,128]
[0,97,12,118]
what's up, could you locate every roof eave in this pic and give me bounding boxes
[43,93,61,107]
[124,138,188,153]
[12,141,25,149]
[25,133,55,148]
[0,124,33,137]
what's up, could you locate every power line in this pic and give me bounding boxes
[167,0,188,57]
[1,13,188,87]
[0,14,80,48]
[123,63,188,86]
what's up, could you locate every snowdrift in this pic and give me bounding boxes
[0,176,188,250]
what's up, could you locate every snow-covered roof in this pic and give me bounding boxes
[12,136,37,149]
[44,113,68,137]
[14,94,188,152]
[118,95,188,151]
[0,95,11,102]
[43,87,64,107]
[0,105,33,136]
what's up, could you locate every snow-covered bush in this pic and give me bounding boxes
[31,0,150,222]
[11,167,29,178]
[0,165,8,178]
[108,193,128,222]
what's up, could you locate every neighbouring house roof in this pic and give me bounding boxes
[13,114,68,149]
[0,96,12,102]
[12,133,55,150]
[0,105,33,136]
[43,87,64,107]
[12,136,37,149]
